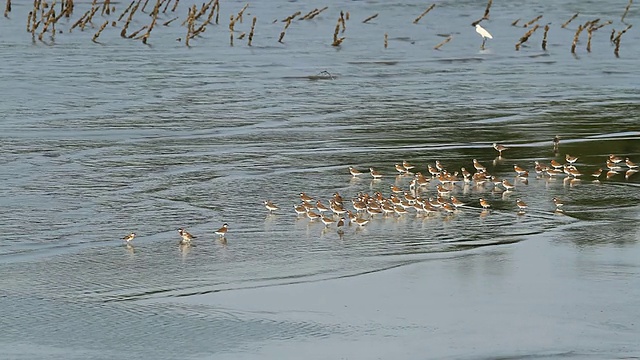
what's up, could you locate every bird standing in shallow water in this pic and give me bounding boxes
[475,23,493,50]
[215,223,228,238]
[122,233,136,243]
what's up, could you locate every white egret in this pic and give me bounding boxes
[475,23,493,50]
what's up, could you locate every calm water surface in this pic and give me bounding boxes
[1,0,639,359]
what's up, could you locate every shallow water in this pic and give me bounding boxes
[1,0,640,359]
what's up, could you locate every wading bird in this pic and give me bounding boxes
[475,23,493,50]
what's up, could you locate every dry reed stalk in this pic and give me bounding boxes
[235,3,248,23]
[561,13,578,28]
[483,0,492,19]
[511,18,520,26]
[82,5,99,30]
[340,11,346,33]
[362,13,378,23]
[162,0,171,13]
[248,16,256,46]
[101,0,110,16]
[282,11,300,22]
[278,18,291,42]
[515,24,539,50]
[64,0,73,17]
[127,25,147,38]
[591,20,612,31]
[586,27,593,52]
[118,1,134,22]
[610,28,616,42]
[570,24,584,53]
[92,19,108,41]
[141,0,149,13]
[331,17,344,46]
[214,0,219,23]
[621,0,632,23]
[194,0,210,20]
[27,11,33,32]
[524,15,542,27]
[413,4,435,24]
[434,35,452,50]
[171,0,179,12]
[163,16,177,25]
[302,6,327,20]
[346,11,349,21]
[384,32,387,48]
[237,32,246,39]
[613,24,632,43]
[120,1,139,37]
[184,5,193,46]
[4,0,11,18]
[70,9,89,31]
[301,8,318,20]
[542,24,549,50]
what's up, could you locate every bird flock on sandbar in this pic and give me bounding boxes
[120,137,638,247]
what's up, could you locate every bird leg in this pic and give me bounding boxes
[481,38,486,50]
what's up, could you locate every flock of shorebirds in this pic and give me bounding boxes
[120,137,638,246]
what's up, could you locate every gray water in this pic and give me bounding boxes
[1,1,640,359]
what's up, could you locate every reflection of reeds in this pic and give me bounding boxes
[561,12,578,28]
[434,35,452,50]
[483,0,492,20]
[141,0,150,13]
[524,15,542,27]
[229,14,235,46]
[172,0,179,13]
[515,24,539,50]
[384,32,387,48]
[92,20,108,42]
[248,16,256,46]
[621,0,632,23]
[413,4,435,24]
[362,13,378,23]
[542,24,549,50]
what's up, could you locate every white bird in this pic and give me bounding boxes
[475,23,493,50]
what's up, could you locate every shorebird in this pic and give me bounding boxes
[513,165,528,177]
[402,160,415,172]
[553,135,560,151]
[591,168,603,179]
[609,154,623,164]
[493,143,508,156]
[354,218,370,227]
[479,198,491,209]
[502,179,516,191]
[348,166,363,177]
[215,223,228,237]
[264,200,279,213]
[475,23,493,50]
[516,198,528,211]
[177,228,196,244]
[320,215,335,227]
[552,197,564,209]
[300,192,314,203]
[369,167,383,179]
[122,233,136,243]
[626,158,638,169]
[565,154,578,164]
[473,159,487,172]
[315,200,330,213]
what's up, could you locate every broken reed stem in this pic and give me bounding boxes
[120,1,139,37]
[141,0,149,13]
[301,6,327,20]
[586,27,593,52]
[524,15,543,27]
[570,24,584,53]
[184,5,194,46]
[561,12,579,28]
[162,0,171,13]
[621,0,632,23]
[92,19,108,41]
[101,0,111,16]
[282,11,300,22]
[362,13,378,23]
[331,16,344,46]
[171,0,179,12]
[515,24,540,50]
[163,16,177,26]
[542,24,549,50]
[118,1,134,22]
[4,0,11,18]
[27,11,33,32]
[82,5,99,30]
[278,18,291,43]
[64,0,74,18]
[413,4,435,24]
[434,35,452,50]
[483,0,492,20]
[248,16,256,46]
[339,11,346,33]
[511,18,520,27]
[127,25,147,38]
[235,3,248,23]
[70,10,89,31]
[384,32,388,48]
[613,24,632,43]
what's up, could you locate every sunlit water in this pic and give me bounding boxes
[1,0,639,359]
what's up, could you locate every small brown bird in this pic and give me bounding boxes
[402,160,415,172]
[264,200,279,213]
[565,154,578,164]
[300,192,314,203]
[493,142,508,156]
[355,218,370,227]
[178,228,196,244]
[473,159,486,172]
[215,223,229,237]
[516,198,528,211]
[479,198,491,209]
[626,158,638,169]
[370,167,383,179]
[122,233,136,242]
[349,166,363,177]
[502,179,516,191]
[552,197,564,209]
